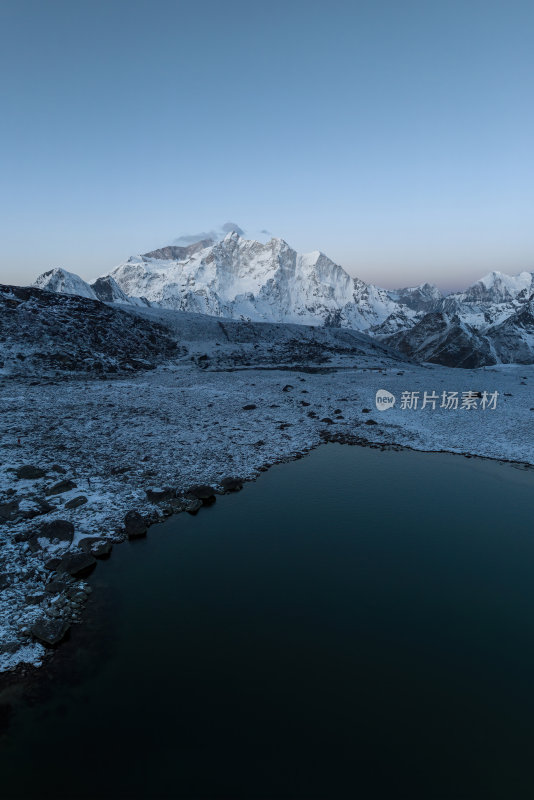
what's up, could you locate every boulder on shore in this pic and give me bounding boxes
[16,465,46,480]
[145,487,175,503]
[184,497,202,514]
[31,617,70,646]
[46,479,76,496]
[56,552,97,578]
[79,537,113,558]
[64,495,88,510]
[38,519,74,544]
[124,510,147,539]
[186,485,216,504]
[220,477,243,493]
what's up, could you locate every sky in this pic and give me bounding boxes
[1,0,533,291]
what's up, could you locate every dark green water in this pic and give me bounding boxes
[2,444,534,799]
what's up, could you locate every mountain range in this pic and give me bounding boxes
[32,230,534,367]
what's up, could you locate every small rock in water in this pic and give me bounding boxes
[184,498,202,515]
[220,477,243,493]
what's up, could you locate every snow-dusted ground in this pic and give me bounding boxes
[1,341,533,673]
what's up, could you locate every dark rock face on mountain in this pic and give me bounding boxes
[141,240,214,261]
[385,312,496,368]
[90,276,131,304]
[386,283,443,312]
[489,302,534,364]
[0,284,181,376]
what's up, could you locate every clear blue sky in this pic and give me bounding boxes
[1,0,533,290]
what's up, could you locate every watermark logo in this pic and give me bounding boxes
[375,389,499,411]
[375,389,396,411]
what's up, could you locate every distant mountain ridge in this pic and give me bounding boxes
[31,230,534,366]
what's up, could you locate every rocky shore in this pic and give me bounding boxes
[1,348,533,673]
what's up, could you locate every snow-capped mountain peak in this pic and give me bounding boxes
[103,232,406,330]
[29,232,534,367]
[453,270,534,303]
[33,268,98,300]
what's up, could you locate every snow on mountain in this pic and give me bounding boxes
[487,299,534,364]
[439,271,534,331]
[384,311,496,368]
[105,231,411,331]
[452,270,534,304]
[29,233,534,367]
[33,268,98,300]
[386,282,443,311]
[384,293,534,368]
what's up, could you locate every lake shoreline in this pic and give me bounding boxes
[1,429,533,691]
[3,442,534,799]
[1,362,533,674]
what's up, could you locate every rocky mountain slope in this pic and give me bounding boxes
[0,284,180,377]
[385,296,534,367]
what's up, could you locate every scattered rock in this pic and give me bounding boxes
[27,535,42,553]
[184,498,202,514]
[79,537,113,558]
[25,593,45,605]
[16,465,46,480]
[282,385,293,392]
[187,484,216,503]
[50,465,67,474]
[45,557,62,571]
[242,404,257,410]
[365,419,378,425]
[56,552,97,578]
[110,466,130,475]
[362,408,371,413]
[124,510,147,539]
[38,519,74,544]
[320,417,334,424]
[220,477,243,493]
[146,487,175,503]
[28,498,55,518]
[31,617,70,647]
[0,573,13,591]
[64,495,88,510]
[45,580,68,594]
[46,479,76,496]
[0,500,20,522]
